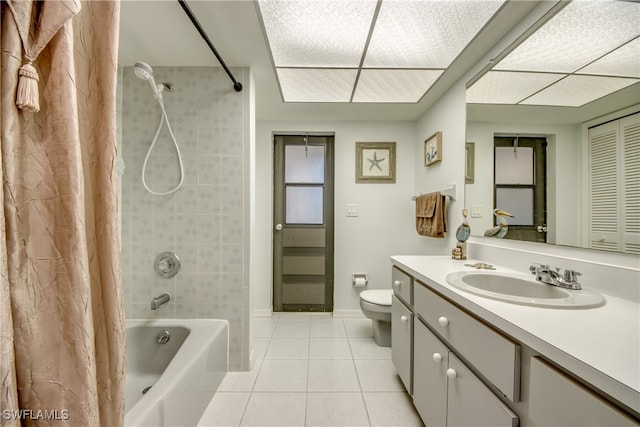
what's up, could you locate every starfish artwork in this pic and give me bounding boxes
[367,151,386,171]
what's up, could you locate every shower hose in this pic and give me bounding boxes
[141,97,184,195]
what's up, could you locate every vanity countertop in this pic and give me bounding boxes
[391,255,640,416]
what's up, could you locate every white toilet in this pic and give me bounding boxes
[359,289,393,347]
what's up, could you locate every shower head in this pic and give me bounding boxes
[133,61,162,100]
[133,62,154,81]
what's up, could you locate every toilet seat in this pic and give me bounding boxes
[360,289,392,306]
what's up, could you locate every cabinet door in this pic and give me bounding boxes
[447,353,518,427]
[413,319,448,427]
[529,357,638,426]
[392,295,413,394]
[414,281,520,402]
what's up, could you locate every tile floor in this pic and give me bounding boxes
[197,313,424,427]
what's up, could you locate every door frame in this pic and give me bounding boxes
[272,132,335,312]
[493,136,547,243]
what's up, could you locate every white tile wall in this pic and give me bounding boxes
[120,66,250,370]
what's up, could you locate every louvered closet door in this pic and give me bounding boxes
[621,114,640,255]
[588,112,640,255]
[589,121,620,251]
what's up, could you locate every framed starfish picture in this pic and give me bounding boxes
[355,142,396,183]
[424,131,442,166]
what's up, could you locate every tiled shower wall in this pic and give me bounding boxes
[119,66,250,370]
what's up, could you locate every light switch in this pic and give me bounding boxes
[471,204,483,218]
[346,204,359,217]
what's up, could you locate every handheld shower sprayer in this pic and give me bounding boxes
[133,62,164,100]
[133,61,184,195]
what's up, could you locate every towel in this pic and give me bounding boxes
[415,192,447,238]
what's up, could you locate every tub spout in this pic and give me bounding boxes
[151,293,171,310]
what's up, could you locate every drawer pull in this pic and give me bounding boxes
[446,368,457,379]
[400,315,409,323]
[438,316,449,327]
[393,280,401,287]
[432,353,442,363]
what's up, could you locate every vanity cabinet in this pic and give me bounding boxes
[528,357,638,426]
[390,258,640,427]
[391,267,413,394]
[414,280,520,402]
[413,314,518,427]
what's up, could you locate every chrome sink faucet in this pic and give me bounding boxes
[529,263,582,290]
[151,293,171,310]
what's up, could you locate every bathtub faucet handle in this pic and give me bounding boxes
[150,293,171,310]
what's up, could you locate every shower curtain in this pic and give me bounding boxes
[1,1,125,426]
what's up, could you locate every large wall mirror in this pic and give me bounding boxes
[464,0,640,254]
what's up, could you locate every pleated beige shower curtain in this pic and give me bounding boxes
[1,1,125,426]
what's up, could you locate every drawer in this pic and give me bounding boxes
[392,266,412,305]
[414,280,520,402]
[529,357,638,426]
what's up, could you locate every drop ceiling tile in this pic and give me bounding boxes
[364,0,504,68]
[466,71,564,104]
[258,0,377,67]
[520,75,640,107]
[495,1,640,73]
[352,69,443,103]
[277,68,358,102]
[579,37,640,78]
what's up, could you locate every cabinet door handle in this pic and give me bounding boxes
[400,315,409,323]
[393,280,401,287]
[446,368,457,379]
[438,316,449,327]
[432,353,442,363]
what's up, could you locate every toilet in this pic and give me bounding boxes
[359,289,393,347]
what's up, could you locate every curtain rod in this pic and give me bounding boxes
[177,0,243,92]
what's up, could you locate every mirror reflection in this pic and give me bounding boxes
[464,1,639,254]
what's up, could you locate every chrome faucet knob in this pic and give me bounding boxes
[529,263,542,273]
[563,269,581,283]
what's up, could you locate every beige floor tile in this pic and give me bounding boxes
[308,359,361,392]
[309,338,352,359]
[306,392,370,427]
[240,392,306,426]
[363,392,424,426]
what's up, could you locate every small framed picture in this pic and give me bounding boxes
[465,142,475,184]
[355,142,396,183]
[424,131,442,166]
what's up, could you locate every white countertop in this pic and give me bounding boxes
[390,255,640,416]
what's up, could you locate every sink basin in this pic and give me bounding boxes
[445,271,605,308]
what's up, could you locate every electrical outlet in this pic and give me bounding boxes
[471,204,483,218]
[346,204,359,217]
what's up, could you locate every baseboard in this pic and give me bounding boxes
[252,309,272,318]
[252,308,365,318]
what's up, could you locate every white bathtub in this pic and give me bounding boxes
[124,319,228,427]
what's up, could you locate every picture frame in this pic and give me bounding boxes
[424,131,442,166]
[465,142,475,184]
[355,142,396,183]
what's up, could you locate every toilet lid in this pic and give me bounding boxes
[360,289,393,306]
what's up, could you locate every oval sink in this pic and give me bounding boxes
[445,271,605,308]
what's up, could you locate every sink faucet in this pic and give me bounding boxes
[529,263,582,290]
[151,293,171,310]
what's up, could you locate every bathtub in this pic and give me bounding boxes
[124,319,228,427]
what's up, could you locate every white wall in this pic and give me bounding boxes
[254,120,426,315]
[414,82,467,254]
[466,122,582,247]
